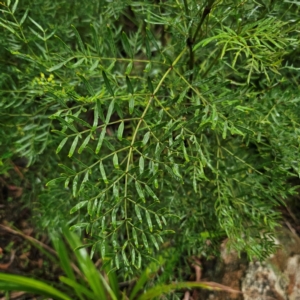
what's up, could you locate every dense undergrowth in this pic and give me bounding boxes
[1,0,300,281]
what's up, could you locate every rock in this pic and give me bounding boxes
[200,227,300,300]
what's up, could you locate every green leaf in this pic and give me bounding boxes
[12,0,19,14]
[91,24,101,55]
[135,181,145,202]
[72,174,78,197]
[126,75,134,94]
[46,177,66,187]
[56,137,68,154]
[71,25,86,54]
[99,161,108,184]
[132,227,138,247]
[112,207,118,228]
[146,28,159,52]
[121,31,133,58]
[117,121,124,141]
[131,248,136,265]
[102,71,114,96]
[135,204,142,223]
[78,134,91,154]
[79,171,89,193]
[145,185,159,202]
[154,214,162,229]
[147,76,154,94]
[139,156,144,174]
[113,153,119,169]
[142,233,149,251]
[106,99,115,124]
[95,127,106,154]
[172,163,182,179]
[70,200,88,214]
[20,8,29,25]
[106,25,116,57]
[150,234,159,250]
[68,136,79,157]
[113,182,119,200]
[28,17,44,32]
[78,74,95,96]
[125,61,133,75]
[145,210,153,232]
[0,273,71,300]
[115,254,120,269]
[142,131,150,145]
[129,97,135,114]
[66,115,91,128]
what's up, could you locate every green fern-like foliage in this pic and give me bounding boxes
[1,0,300,271]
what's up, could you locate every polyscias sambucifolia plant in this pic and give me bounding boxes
[0,0,300,272]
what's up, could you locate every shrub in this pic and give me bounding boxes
[1,0,300,272]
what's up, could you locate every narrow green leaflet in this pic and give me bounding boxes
[145,185,159,202]
[117,121,124,141]
[66,115,91,128]
[146,28,159,52]
[78,74,95,96]
[181,141,190,162]
[135,181,145,202]
[96,99,105,122]
[112,207,118,228]
[113,182,119,200]
[147,76,154,94]
[90,198,98,217]
[131,248,136,265]
[126,76,134,94]
[137,251,141,269]
[150,234,159,250]
[95,128,106,154]
[79,171,89,193]
[142,233,149,252]
[132,227,138,247]
[12,0,19,14]
[139,156,144,174]
[68,136,79,157]
[113,153,119,169]
[47,57,74,72]
[20,8,29,25]
[121,31,133,58]
[99,161,108,184]
[71,25,86,54]
[105,99,115,124]
[145,210,153,232]
[93,105,99,129]
[115,254,120,269]
[129,97,134,114]
[102,71,114,96]
[91,24,101,55]
[56,137,68,154]
[72,174,79,197]
[125,61,133,75]
[172,164,182,179]
[101,241,106,258]
[78,134,91,154]
[142,131,150,145]
[106,25,116,57]
[70,200,88,214]
[154,214,162,229]
[28,17,44,32]
[122,249,130,266]
[135,204,142,223]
